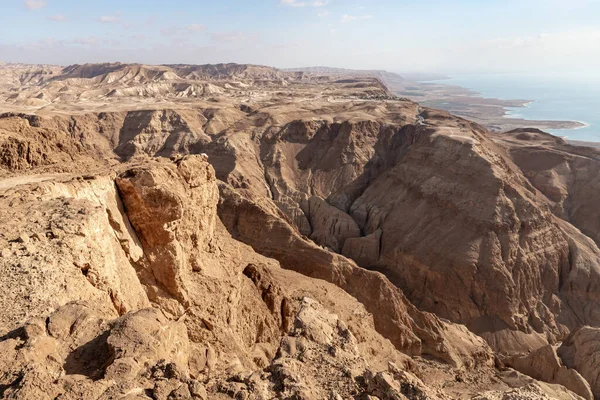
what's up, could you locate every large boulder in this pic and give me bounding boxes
[558,326,600,399]
[507,345,592,400]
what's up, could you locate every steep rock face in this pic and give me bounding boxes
[212,105,600,355]
[114,110,211,159]
[506,345,593,400]
[558,326,600,399]
[0,113,118,176]
[496,129,600,248]
[345,112,575,343]
[116,155,219,304]
[0,174,150,332]
[260,118,413,221]
[217,181,494,370]
[265,109,600,354]
[302,195,361,252]
[342,228,382,267]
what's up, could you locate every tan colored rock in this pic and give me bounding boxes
[0,174,150,333]
[302,195,361,252]
[342,228,382,267]
[2,63,600,399]
[497,128,600,248]
[217,180,494,370]
[472,383,581,400]
[105,308,190,379]
[116,155,219,304]
[115,109,210,159]
[558,326,600,399]
[507,345,592,400]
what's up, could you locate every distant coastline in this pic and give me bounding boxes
[398,73,599,142]
[568,139,600,148]
[287,68,598,142]
[389,77,588,134]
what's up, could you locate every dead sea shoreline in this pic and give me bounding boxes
[390,77,590,136]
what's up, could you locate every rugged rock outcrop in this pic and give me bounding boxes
[558,326,600,399]
[302,195,361,252]
[496,128,600,249]
[0,113,118,176]
[217,181,494,370]
[0,156,502,398]
[1,63,600,398]
[0,301,198,400]
[0,174,150,331]
[115,155,219,304]
[506,345,593,399]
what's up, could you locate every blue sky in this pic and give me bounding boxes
[1,0,600,73]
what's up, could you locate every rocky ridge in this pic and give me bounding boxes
[0,63,599,399]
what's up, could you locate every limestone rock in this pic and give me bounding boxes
[217,180,494,370]
[0,174,150,332]
[507,345,592,400]
[302,195,361,252]
[1,64,600,400]
[116,155,219,303]
[342,228,382,267]
[558,326,600,399]
[105,308,190,379]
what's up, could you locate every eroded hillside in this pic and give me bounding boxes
[1,62,599,399]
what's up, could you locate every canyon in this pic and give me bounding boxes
[0,62,599,399]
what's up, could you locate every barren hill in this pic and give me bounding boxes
[0,63,599,399]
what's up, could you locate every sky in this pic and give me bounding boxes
[1,0,600,74]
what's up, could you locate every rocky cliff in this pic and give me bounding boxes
[0,63,599,399]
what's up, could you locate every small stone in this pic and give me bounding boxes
[189,380,207,400]
[330,391,343,400]
[17,233,29,244]
[168,383,191,400]
[31,232,45,242]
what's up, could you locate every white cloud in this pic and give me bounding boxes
[97,15,118,23]
[47,14,66,22]
[341,14,372,23]
[317,10,330,17]
[71,37,98,46]
[281,0,328,7]
[160,27,178,36]
[187,24,205,32]
[160,25,205,37]
[211,31,252,42]
[24,0,46,10]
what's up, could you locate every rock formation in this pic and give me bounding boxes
[507,345,593,399]
[0,62,600,398]
[558,326,600,399]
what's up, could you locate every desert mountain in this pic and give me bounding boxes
[1,63,599,399]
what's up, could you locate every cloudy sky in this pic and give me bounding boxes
[1,0,600,74]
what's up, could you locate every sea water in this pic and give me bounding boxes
[429,73,600,142]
